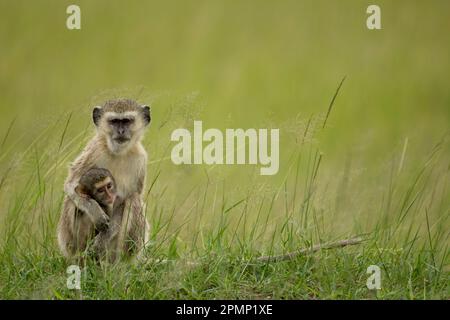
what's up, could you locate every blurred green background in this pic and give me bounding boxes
[1,0,449,152]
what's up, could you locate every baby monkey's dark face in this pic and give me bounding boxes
[91,176,116,207]
[77,168,117,209]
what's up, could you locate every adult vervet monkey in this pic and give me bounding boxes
[57,99,151,262]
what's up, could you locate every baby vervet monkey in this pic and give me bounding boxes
[74,168,122,262]
[76,168,117,216]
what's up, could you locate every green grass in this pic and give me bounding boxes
[0,1,449,299]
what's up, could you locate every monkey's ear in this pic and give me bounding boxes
[92,106,103,126]
[141,105,151,126]
[75,185,88,197]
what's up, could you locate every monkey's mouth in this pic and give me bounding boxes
[114,137,130,144]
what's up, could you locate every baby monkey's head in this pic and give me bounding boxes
[77,168,117,209]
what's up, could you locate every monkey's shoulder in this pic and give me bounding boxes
[68,136,107,168]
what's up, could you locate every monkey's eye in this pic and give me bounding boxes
[108,118,134,125]
[122,118,134,124]
[107,183,112,190]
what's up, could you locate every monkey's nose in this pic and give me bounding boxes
[108,194,116,204]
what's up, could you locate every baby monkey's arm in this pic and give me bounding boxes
[92,197,124,262]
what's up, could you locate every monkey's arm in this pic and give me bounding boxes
[120,193,149,257]
[91,201,124,262]
[114,152,149,259]
[64,149,109,229]
[136,155,147,195]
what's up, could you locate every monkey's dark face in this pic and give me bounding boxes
[107,115,135,145]
[91,176,116,207]
[93,100,151,154]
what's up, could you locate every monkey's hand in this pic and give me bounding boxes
[65,182,110,230]
[81,197,110,231]
[91,207,110,232]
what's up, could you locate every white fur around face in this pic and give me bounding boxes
[104,111,138,120]
[94,148,145,199]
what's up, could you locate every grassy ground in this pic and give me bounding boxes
[0,1,449,299]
